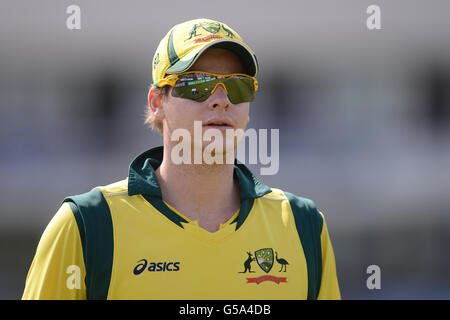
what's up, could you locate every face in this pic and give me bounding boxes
[150,48,251,161]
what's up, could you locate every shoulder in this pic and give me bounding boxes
[261,187,324,230]
[282,190,320,214]
[259,187,287,200]
[96,178,129,197]
[40,202,80,242]
[62,179,127,234]
[261,187,319,211]
[64,178,128,205]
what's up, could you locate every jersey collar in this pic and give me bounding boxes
[127,145,271,200]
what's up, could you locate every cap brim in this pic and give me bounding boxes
[166,40,258,77]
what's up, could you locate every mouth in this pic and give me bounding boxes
[203,120,233,129]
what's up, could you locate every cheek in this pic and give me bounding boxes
[164,97,203,129]
[235,103,250,128]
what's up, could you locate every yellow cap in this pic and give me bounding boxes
[152,18,258,86]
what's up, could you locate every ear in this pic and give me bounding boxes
[147,86,166,120]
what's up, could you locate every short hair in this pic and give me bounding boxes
[144,85,170,135]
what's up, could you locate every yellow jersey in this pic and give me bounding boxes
[22,146,340,300]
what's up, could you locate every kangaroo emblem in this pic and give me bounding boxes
[238,251,256,273]
[185,23,201,41]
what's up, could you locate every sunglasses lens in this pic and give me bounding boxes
[171,73,255,103]
[225,76,255,104]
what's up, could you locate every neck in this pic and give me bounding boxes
[155,143,240,232]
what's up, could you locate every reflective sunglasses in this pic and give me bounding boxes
[154,71,258,104]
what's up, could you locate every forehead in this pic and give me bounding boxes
[188,48,245,75]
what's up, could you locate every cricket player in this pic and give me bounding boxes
[22,18,341,300]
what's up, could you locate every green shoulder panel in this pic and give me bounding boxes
[63,188,114,300]
[284,191,323,300]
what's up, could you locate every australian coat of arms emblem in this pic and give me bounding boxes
[238,248,288,285]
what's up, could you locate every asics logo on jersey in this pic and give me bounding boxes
[133,259,181,275]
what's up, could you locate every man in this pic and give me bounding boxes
[23,18,340,300]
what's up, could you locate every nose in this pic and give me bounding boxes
[207,83,231,110]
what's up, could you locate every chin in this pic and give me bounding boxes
[200,138,237,165]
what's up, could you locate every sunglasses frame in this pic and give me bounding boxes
[154,71,259,93]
